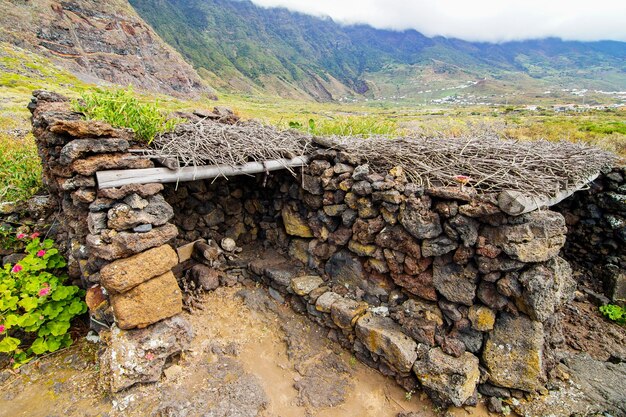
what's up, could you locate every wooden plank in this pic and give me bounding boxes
[497,171,600,215]
[96,156,309,189]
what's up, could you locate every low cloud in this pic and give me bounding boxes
[250,0,626,42]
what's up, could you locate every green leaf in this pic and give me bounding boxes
[30,337,48,355]
[19,296,39,311]
[48,320,70,336]
[0,336,20,353]
[68,299,86,315]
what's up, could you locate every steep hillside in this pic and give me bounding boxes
[130,0,626,102]
[0,0,215,97]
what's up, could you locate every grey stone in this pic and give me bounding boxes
[422,235,458,257]
[413,347,480,407]
[517,257,575,321]
[483,313,545,392]
[101,316,193,392]
[107,195,174,231]
[448,215,479,247]
[315,291,343,313]
[124,194,149,210]
[133,224,153,233]
[399,198,442,239]
[291,275,324,296]
[355,315,418,373]
[352,164,370,181]
[87,212,108,234]
[352,180,373,196]
[59,138,129,165]
[480,211,567,262]
[302,174,323,195]
[433,257,478,306]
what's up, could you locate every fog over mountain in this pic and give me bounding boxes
[251,0,626,42]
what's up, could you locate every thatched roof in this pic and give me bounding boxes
[141,119,618,198]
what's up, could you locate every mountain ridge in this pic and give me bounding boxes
[130,0,626,102]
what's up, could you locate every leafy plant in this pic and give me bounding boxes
[72,88,181,143]
[599,304,626,326]
[0,233,86,366]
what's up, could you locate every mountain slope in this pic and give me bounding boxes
[130,0,626,101]
[0,0,215,97]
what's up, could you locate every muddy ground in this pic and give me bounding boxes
[0,284,495,417]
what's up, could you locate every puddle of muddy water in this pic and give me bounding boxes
[0,284,495,417]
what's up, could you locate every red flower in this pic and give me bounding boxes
[38,287,50,297]
[11,264,23,273]
[30,232,40,239]
[0,324,5,334]
[37,250,46,257]
[16,233,26,239]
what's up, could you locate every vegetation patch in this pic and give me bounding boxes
[73,88,182,143]
[0,132,42,202]
[0,234,87,367]
[599,304,626,326]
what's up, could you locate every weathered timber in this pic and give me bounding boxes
[96,156,309,189]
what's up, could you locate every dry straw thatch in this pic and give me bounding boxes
[142,120,314,170]
[143,119,618,197]
[318,134,618,197]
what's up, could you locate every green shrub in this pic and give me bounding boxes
[599,304,626,326]
[0,233,86,367]
[73,88,181,143]
[0,133,42,202]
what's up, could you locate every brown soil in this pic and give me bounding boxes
[560,300,626,362]
[0,284,495,417]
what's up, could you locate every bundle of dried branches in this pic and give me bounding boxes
[317,134,618,197]
[141,119,314,172]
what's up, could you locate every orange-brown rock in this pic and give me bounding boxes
[72,153,153,176]
[100,245,178,293]
[50,120,127,138]
[110,271,182,329]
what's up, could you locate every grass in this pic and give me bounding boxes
[0,132,42,202]
[73,88,182,143]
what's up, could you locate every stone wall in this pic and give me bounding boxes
[554,167,626,305]
[31,90,618,409]
[29,91,191,392]
[162,149,579,407]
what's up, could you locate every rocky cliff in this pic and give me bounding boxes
[0,0,215,97]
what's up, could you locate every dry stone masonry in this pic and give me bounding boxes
[27,91,625,413]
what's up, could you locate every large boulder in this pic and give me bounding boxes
[480,211,566,262]
[100,244,178,293]
[355,315,418,373]
[482,313,545,392]
[517,257,576,321]
[110,271,183,329]
[101,315,193,392]
[413,347,480,407]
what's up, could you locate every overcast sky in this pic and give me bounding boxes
[250,0,626,42]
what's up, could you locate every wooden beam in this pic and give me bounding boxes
[497,171,600,216]
[96,156,309,189]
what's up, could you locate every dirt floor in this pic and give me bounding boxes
[0,284,495,417]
